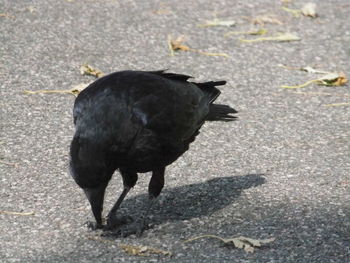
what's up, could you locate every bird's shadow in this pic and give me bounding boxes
[115,174,265,226]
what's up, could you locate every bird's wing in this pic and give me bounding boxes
[127,71,210,141]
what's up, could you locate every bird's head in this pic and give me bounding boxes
[69,159,111,227]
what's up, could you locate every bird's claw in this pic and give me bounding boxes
[84,221,103,231]
[103,218,149,238]
[106,215,133,230]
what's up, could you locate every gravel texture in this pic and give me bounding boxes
[1,0,349,262]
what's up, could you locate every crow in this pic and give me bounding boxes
[69,70,237,236]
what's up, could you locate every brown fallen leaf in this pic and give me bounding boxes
[80,63,104,78]
[24,82,90,97]
[119,244,172,257]
[198,18,236,27]
[224,28,267,37]
[184,235,275,253]
[0,210,35,216]
[240,33,300,43]
[168,35,230,58]
[301,3,317,18]
[168,35,191,55]
[251,15,283,25]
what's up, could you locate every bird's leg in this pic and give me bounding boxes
[106,170,138,229]
[118,167,165,237]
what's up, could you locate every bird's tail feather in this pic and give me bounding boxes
[206,104,238,122]
[192,80,237,121]
[192,81,226,103]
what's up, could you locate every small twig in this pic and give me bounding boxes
[0,210,35,216]
[167,34,175,56]
[325,102,350,107]
[0,13,15,18]
[282,6,301,17]
[24,83,89,97]
[168,35,230,58]
[0,160,18,167]
[194,50,230,58]
[224,28,267,37]
[281,79,318,89]
[278,65,330,74]
[24,89,72,95]
[240,33,300,43]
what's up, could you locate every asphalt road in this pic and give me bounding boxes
[1,0,349,262]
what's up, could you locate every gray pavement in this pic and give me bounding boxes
[1,0,349,262]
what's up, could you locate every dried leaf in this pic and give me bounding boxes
[301,3,317,18]
[168,35,230,58]
[282,7,302,17]
[86,233,173,258]
[184,235,275,253]
[240,33,300,43]
[252,15,283,25]
[317,72,347,86]
[0,210,35,216]
[281,72,347,89]
[199,18,236,27]
[168,35,191,53]
[224,28,267,37]
[80,64,104,78]
[24,82,90,97]
[119,244,172,257]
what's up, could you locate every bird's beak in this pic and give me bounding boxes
[83,184,107,226]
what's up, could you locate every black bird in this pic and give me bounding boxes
[69,70,237,236]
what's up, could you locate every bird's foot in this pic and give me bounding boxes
[84,221,103,231]
[104,217,149,238]
[106,215,133,230]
